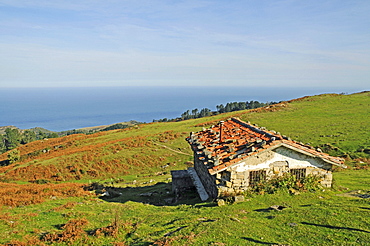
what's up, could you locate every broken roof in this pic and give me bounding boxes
[186,118,346,175]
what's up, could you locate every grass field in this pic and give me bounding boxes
[0,169,368,245]
[238,92,370,159]
[0,92,368,245]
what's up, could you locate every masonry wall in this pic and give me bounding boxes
[215,147,334,194]
[193,153,218,199]
[171,170,194,193]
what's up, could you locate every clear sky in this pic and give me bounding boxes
[0,0,369,88]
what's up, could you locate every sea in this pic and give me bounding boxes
[0,86,363,132]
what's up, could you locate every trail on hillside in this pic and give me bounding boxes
[152,142,192,156]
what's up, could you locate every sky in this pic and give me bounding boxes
[0,0,369,88]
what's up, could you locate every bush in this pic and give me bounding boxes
[249,173,322,195]
[7,149,20,164]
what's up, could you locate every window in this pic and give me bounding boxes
[249,170,266,187]
[221,171,231,181]
[290,168,306,180]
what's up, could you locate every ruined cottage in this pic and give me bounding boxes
[172,117,345,201]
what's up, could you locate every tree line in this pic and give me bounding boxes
[0,121,143,156]
[154,100,278,122]
[0,128,59,154]
[216,100,275,113]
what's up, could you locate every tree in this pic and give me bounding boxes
[0,135,6,154]
[191,108,199,118]
[238,102,246,110]
[101,123,129,131]
[199,108,211,118]
[5,128,21,150]
[47,132,59,138]
[8,149,20,164]
[216,104,225,113]
[181,110,190,120]
[224,103,232,113]
[21,130,37,144]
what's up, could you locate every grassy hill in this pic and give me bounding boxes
[0,92,369,245]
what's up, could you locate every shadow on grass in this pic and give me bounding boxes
[241,237,278,245]
[254,205,287,212]
[300,204,312,207]
[301,222,370,233]
[254,208,271,212]
[90,182,212,207]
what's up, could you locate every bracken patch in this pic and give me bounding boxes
[153,232,197,246]
[4,235,46,246]
[91,217,120,238]
[42,218,89,244]
[0,183,91,207]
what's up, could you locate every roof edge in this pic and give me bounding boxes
[209,141,346,175]
[280,142,347,168]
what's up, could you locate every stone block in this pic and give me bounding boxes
[227,188,235,194]
[233,195,245,203]
[225,181,232,188]
[325,172,332,179]
[217,199,225,206]
[236,174,244,179]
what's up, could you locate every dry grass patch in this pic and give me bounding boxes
[0,182,91,207]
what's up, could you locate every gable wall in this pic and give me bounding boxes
[231,146,332,172]
[216,147,333,195]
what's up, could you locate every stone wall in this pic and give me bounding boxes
[216,170,250,196]
[171,170,194,193]
[213,148,335,195]
[306,167,332,187]
[215,164,332,195]
[193,153,218,198]
[194,147,335,197]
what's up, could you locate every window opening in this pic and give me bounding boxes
[290,168,306,180]
[249,170,266,187]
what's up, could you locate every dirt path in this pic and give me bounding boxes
[152,142,192,156]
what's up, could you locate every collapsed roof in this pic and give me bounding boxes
[186,118,346,175]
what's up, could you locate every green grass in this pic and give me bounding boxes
[238,92,370,159]
[2,92,367,182]
[0,92,369,245]
[0,169,369,245]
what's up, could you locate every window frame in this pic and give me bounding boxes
[249,170,266,187]
[290,168,306,180]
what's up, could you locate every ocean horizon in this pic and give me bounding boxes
[0,86,365,132]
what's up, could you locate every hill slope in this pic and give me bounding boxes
[0,92,369,183]
[0,92,369,245]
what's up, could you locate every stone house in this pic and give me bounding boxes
[173,117,345,201]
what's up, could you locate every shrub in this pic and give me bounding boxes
[249,173,322,195]
[0,182,91,207]
[42,218,89,244]
[8,149,20,164]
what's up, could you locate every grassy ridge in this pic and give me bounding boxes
[1,92,368,183]
[0,92,369,245]
[238,92,370,159]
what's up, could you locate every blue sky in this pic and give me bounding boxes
[0,0,369,88]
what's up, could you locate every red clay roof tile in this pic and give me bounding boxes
[186,118,345,175]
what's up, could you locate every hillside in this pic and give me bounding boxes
[0,126,18,135]
[0,92,369,245]
[0,120,141,136]
[0,92,368,183]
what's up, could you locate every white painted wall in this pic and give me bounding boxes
[230,146,330,172]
